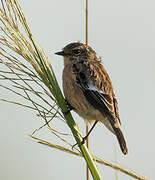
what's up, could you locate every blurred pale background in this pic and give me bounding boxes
[0,0,155,179]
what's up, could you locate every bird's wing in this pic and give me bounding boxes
[79,82,116,121]
[73,60,127,154]
[113,96,121,124]
[73,60,120,123]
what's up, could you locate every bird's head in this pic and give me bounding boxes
[55,42,97,65]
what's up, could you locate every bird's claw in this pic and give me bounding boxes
[71,137,86,150]
[72,142,78,150]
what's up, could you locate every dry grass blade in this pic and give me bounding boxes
[0,1,148,180]
[0,0,66,147]
[0,1,103,179]
[30,135,147,180]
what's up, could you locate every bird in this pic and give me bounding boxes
[55,42,128,155]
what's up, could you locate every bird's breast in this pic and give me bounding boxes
[63,65,90,112]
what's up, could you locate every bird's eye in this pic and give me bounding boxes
[72,49,81,55]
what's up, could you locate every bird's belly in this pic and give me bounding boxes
[76,107,103,123]
[76,107,115,134]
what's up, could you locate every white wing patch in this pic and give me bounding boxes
[88,84,112,106]
[88,84,102,93]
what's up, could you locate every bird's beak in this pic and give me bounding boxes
[55,51,65,56]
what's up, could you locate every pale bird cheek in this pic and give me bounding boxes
[64,57,71,66]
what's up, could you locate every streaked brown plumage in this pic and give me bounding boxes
[55,42,128,155]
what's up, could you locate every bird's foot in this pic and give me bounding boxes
[71,137,87,150]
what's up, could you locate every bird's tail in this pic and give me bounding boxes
[110,120,128,155]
